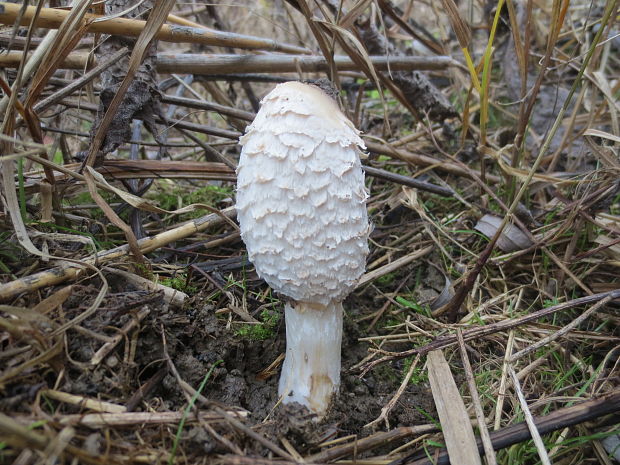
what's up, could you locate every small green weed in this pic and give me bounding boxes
[376,272,395,286]
[149,183,233,220]
[395,296,431,317]
[236,308,280,341]
[161,273,198,294]
[403,356,428,385]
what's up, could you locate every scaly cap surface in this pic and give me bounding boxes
[236,82,370,305]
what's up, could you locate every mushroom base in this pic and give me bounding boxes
[278,300,343,417]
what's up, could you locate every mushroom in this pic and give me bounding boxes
[236,81,370,416]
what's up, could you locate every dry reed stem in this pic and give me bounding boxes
[507,295,614,363]
[103,267,187,308]
[508,366,552,465]
[214,406,296,461]
[0,207,236,301]
[54,410,243,427]
[357,246,434,288]
[307,425,438,463]
[0,2,309,53]
[427,350,482,465]
[456,330,498,465]
[0,51,460,74]
[41,389,127,413]
[155,53,460,74]
[494,330,515,431]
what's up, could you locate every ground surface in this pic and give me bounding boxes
[1,1,619,464]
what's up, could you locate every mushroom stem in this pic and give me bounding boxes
[278,300,343,416]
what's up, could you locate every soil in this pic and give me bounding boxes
[56,272,437,456]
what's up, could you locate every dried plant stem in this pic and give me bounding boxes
[156,53,459,74]
[508,366,552,465]
[0,207,236,301]
[366,141,501,182]
[308,424,438,463]
[457,330,498,465]
[55,411,239,428]
[213,407,296,462]
[363,166,453,197]
[0,2,309,53]
[0,51,459,74]
[361,289,620,374]
[427,350,482,465]
[357,246,433,288]
[103,267,187,308]
[507,295,613,363]
[394,391,620,465]
[41,389,127,413]
[494,330,515,431]
[90,307,151,365]
[0,413,112,464]
[34,47,129,112]
[0,50,92,69]
[365,354,421,429]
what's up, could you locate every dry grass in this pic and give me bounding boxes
[0,1,619,464]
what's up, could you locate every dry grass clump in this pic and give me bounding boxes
[0,1,618,464]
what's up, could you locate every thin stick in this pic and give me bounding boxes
[307,424,438,463]
[508,366,552,465]
[90,307,150,365]
[363,165,454,197]
[55,410,240,428]
[495,331,515,431]
[361,289,620,374]
[34,47,129,112]
[357,246,433,288]
[507,295,613,363]
[213,407,296,461]
[366,141,501,182]
[0,51,460,74]
[457,330,498,465]
[391,390,620,465]
[0,207,236,301]
[155,53,460,74]
[365,354,421,429]
[0,2,309,54]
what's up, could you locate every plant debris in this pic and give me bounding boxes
[0,1,618,464]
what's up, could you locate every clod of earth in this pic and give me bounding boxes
[236,81,370,417]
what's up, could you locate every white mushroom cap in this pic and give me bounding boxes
[236,82,370,306]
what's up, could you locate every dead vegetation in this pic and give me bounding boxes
[0,1,619,464]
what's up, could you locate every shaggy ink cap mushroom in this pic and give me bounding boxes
[236,81,370,417]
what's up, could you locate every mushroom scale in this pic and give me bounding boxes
[236,81,370,416]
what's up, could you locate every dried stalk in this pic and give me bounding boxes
[0,207,236,301]
[0,51,459,74]
[392,390,620,465]
[155,53,460,74]
[508,366,552,465]
[0,2,309,53]
[457,330,498,465]
[361,289,620,374]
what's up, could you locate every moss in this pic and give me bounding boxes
[376,272,395,286]
[161,274,198,294]
[403,356,429,385]
[148,183,233,220]
[236,308,280,341]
